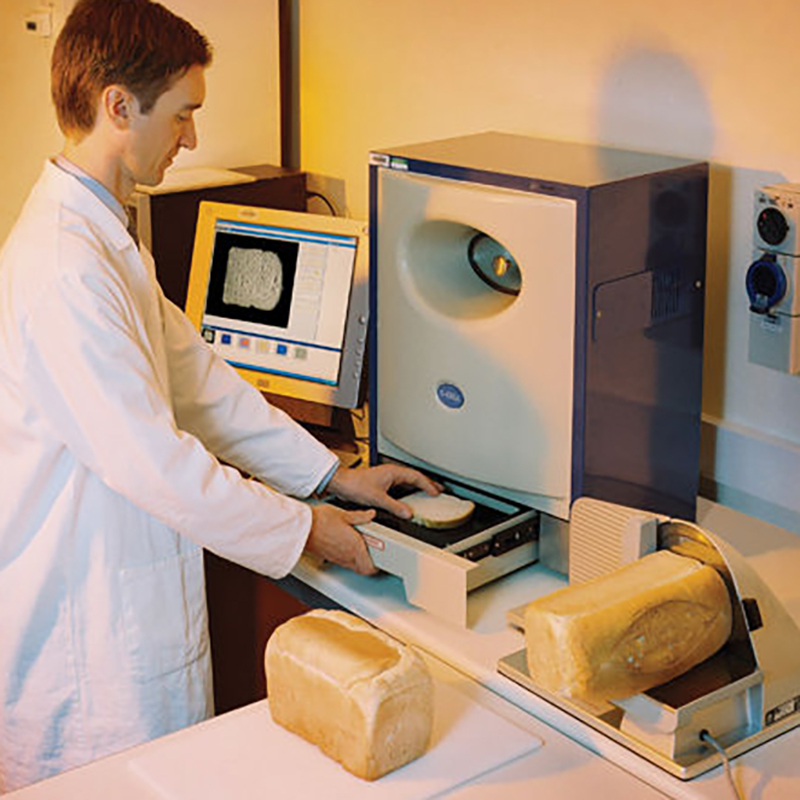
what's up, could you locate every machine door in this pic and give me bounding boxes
[375,170,577,519]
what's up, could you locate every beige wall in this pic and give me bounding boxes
[299,0,800,524]
[0,0,281,244]
[2,0,798,522]
[0,1,66,246]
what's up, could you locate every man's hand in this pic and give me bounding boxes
[326,463,442,520]
[304,463,440,577]
[304,503,378,575]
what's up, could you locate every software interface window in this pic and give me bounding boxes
[201,219,356,386]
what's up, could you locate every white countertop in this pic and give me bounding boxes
[11,498,799,799]
[10,649,667,800]
[285,497,800,800]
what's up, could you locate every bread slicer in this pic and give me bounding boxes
[498,499,800,779]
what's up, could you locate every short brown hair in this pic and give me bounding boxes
[51,0,212,136]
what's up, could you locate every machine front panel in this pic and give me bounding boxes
[375,170,577,509]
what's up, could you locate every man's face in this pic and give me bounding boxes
[125,64,206,187]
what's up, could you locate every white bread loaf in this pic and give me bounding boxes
[265,610,433,781]
[524,550,732,704]
[403,491,475,529]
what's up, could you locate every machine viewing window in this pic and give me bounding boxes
[185,203,369,409]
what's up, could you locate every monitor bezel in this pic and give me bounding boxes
[186,201,369,410]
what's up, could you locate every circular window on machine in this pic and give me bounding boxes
[403,221,522,319]
[467,233,522,296]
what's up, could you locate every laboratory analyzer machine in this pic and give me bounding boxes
[351,132,709,624]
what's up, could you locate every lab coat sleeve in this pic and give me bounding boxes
[159,291,338,498]
[21,244,316,578]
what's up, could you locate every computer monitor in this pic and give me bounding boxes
[185,201,368,410]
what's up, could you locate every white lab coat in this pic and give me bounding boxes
[0,162,338,791]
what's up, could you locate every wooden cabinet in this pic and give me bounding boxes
[133,164,306,309]
[204,552,310,714]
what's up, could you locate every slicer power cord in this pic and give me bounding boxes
[699,730,745,800]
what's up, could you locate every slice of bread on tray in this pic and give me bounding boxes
[403,491,475,529]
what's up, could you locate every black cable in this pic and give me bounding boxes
[306,191,338,216]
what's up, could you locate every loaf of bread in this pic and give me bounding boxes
[265,610,434,781]
[404,491,475,529]
[524,550,732,704]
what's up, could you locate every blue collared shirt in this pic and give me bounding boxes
[52,154,129,227]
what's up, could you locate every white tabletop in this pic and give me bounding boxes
[284,497,800,800]
[9,653,667,800]
[11,499,798,799]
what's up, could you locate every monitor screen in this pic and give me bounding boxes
[185,202,368,409]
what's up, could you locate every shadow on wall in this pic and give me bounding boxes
[592,46,790,422]
[590,47,799,520]
[594,48,730,407]
[591,48,717,512]
[594,47,715,157]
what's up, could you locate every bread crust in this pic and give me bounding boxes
[265,610,434,780]
[524,551,733,704]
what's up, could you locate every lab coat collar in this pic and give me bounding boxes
[53,155,129,228]
[41,159,135,253]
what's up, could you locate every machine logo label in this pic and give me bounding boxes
[765,695,800,726]
[437,382,465,409]
[369,152,390,167]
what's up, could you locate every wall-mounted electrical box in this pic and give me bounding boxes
[23,8,52,37]
[747,184,800,373]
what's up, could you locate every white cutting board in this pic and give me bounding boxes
[128,679,542,800]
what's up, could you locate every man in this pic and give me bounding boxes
[0,0,437,790]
